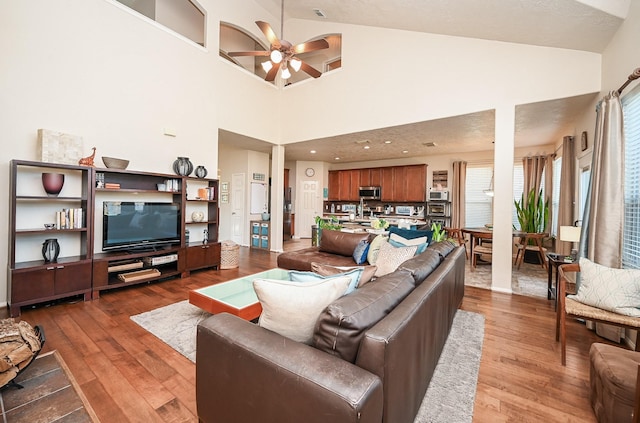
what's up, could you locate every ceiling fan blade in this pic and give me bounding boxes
[300,61,323,78]
[292,39,329,54]
[256,21,281,49]
[265,64,279,82]
[228,51,270,57]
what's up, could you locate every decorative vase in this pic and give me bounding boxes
[194,165,208,178]
[172,157,193,176]
[191,211,205,222]
[41,238,60,263]
[42,173,65,196]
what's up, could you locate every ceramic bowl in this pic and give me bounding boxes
[102,156,129,169]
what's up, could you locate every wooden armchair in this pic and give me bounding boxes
[556,263,640,366]
[471,231,492,268]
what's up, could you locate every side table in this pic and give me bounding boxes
[546,253,575,309]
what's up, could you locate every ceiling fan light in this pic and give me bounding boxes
[270,50,283,63]
[281,67,291,79]
[290,58,302,72]
[261,61,273,72]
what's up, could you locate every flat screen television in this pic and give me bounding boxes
[102,201,181,251]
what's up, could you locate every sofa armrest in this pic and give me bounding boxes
[196,313,383,423]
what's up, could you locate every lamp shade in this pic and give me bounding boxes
[559,226,581,243]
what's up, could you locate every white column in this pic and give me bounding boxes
[270,145,285,252]
[492,105,516,293]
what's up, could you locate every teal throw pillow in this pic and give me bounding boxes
[289,267,363,295]
[352,240,370,265]
[389,232,429,255]
[388,226,433,244]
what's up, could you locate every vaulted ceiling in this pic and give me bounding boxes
[220,0,627,162]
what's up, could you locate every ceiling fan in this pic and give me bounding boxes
[228,0,329,82]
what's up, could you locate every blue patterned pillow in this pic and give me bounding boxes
[352,240,370,265]
[289,268,363,295]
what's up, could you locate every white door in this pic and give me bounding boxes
[231,173,245,245]
[298,180,319,238]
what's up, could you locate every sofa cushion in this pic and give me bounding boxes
[367,234,389,265]
[253,276,351,344]
[374,241,418,277]
[288,268,363,295]
[570,257,640,317]
[428,241,456,258]
[277,247,359,271]
[398,248,443,285]
[313,269,415,363]
[319,230,371,257]
[388,226,434,244]
[389,232,428,255]
[352,240,370,265]
[311,262,378,287]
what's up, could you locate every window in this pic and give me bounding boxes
[551,156,562,237]
[115,0,205,46]
[465,165,493,227]
[623,86,640,269]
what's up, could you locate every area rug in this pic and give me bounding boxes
[131,301,484,423]
[0,350,100,422]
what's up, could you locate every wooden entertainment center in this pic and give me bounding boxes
[8,159,220,317]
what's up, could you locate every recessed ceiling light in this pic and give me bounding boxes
[364,145,370,150]
[310,150,316,154]
[402,150,409,154]
[335,157,340,160]
[384,140,392,144]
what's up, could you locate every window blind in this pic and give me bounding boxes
[623,88,640,269]
[465,166,493,227]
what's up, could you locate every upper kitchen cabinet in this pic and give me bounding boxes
[328,171,340,201]
[404,164,427,202]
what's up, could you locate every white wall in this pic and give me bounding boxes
[1,0,631,305]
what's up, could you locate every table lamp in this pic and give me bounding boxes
[559,226,581,261]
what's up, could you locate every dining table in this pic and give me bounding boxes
[461,227,527,263]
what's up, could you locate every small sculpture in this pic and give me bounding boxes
[78,147,97,167]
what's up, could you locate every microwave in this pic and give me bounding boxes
[429,190,449,201]
[359,186,381,200]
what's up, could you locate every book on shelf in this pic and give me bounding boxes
[56,208,83,229]
[104,183,121,189]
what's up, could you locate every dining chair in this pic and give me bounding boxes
[471,231,493,268]
[444,227,468,259]
[514,232,548,270]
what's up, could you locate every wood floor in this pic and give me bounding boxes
[3,243,613,422]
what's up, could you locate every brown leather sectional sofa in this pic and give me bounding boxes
[196,239,466,423]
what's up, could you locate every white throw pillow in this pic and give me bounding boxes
[569,257,640,317]
[367,234,389,265]
[374,241,418,277]
[253,276,351,343]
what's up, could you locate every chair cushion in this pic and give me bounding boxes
[253,276,351,344]
[569,258,640,317]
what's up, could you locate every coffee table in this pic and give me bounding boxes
[189,268,289,321]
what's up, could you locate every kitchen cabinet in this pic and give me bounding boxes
[327,164,426,203]
[328,171,340,201]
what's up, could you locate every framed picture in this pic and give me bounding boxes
[581,131,588,151]
[221,193,229,204]
[220,182,229,192]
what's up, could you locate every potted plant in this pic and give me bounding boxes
[514,188,549,233]
[514,188,549,263]
[313,215,342,246]
[430,223,456,244]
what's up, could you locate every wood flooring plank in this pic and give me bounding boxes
[11,245,609,422]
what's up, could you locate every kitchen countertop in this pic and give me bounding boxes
[321,214,426,226]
